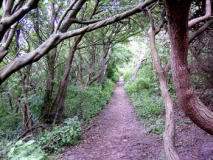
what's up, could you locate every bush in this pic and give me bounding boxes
[148,119,165,134]
[7,140,47,160]
[124,62,165,133]
[130,91,164,122]
[2,117,81,160]
[38,117,81,153]
[65,78,115,122]
[123,68,133,82]
[111,72,120,83]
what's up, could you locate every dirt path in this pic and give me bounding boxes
[58,77,163,160]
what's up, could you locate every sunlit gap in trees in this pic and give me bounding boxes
[117,36,147,73]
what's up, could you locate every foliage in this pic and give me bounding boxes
[64,79,115,122]
[111,72,120,83]
[123,68,134,82]
[0,117,81,159]
[0,113,22,140]
[148,119,165,134]
[38,117,81,153]
[124,62,165,133]
[6,140,47,160]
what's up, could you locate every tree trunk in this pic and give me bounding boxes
[51,35,84,123]
[20,65,34,131]
[40,48,57,124]
[166,0,213,135]
[99,63,108,86]
[149,31,179,160]
[85,45,111,88]
[40,4,57,124]
[147,8,180,159]
[131,56,145,82]
[99,45,111,86]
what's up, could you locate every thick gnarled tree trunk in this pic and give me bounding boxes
[166,0,213,134]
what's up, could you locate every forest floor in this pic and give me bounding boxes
[58,77,213,160]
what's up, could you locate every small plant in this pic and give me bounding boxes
[38,117,82,153]
[65,78,115,122]
[7,140,47,160]
[148,119,165,134]
[111,72,120,83]
[124,62,165,134]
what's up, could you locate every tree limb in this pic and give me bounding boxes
[0,0,156,84]
[0,0,40,41]
[188,19,213,43]
[188,0,212,28]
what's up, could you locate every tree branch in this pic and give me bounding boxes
[188,19,213,43]
[54,0,78,33]
[0,0,40,41]
[188,0,212,28]
[0,0,156,84]
[71,18,104,24]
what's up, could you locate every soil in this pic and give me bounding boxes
[58,77,213,160]
[175,106,213,160]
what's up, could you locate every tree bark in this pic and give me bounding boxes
[41,48,57,124]
[85,45,111,88]
[99,45,111,86]
[19,65,34,131]
[51,35,84,123]
[188,0,212,28]
[166,0,213,135]
[130,56,145,82]
[0,0,39,41]
[147,9,180,160]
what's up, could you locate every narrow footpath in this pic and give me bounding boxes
[59,77,163,160]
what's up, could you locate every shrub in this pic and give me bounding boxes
[111,72,120,83]
[64,78,115,122]
[148,119,165,134]
[38,117,81,153]
[124,62,165,133]
[123,68,133,82]
[7,140,47,160]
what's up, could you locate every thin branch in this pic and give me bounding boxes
[129,16,149,36]
[147,9,155,31]
[188,19,213,43]
[188,0,212,28]
[54,0,78,33]
[71,18,104,24]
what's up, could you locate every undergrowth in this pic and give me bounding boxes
[0,77,117,160]
[124,63,165,134]
[1,117,81,160]
[64,78,115,122]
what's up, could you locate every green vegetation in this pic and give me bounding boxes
[2,117,81,160]
[64,79,115,122]
[124,61,165,134]
[38,117,82,153]
[7,140,47,160]
[0,77,117,159]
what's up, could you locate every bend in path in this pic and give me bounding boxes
[59,77,163,160]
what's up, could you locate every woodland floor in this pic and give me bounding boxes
[58,77,213,160]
